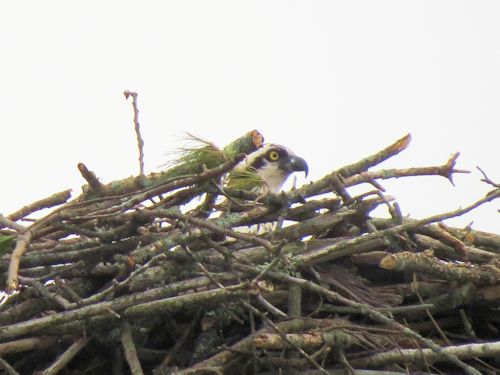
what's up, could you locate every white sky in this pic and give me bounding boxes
[1,1,499,232]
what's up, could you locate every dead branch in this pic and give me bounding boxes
[124,90,145,177]
[350,341,500,368]
[39,336,91,375]
[121,322,144,375]
[6,230,33,291]
[5,189,72,223]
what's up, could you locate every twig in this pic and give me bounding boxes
[146,208,276,253]
[256,294,287,318]
[39,337,91,375]
[124,284,247,319]
[121,322,144,375]
[18,276,71,310]
[339,133,412,177]
[182,246,224,288]
[0,214,25,232]
[459,309,477,339]
[345,162,469,188]
[65,253,168,309]
[6,230,33,291]
[0,357,20,375]
[477,166,499,188]
[0,336,58,355]
[6,189,72,223]
[251,257,282,285]
[124,90,145,177]
[77,163,105,194]
[288,274,303,317]
[350,340,500,368]
[54,276,83,303]
[157,311,201,368]
[248,307,258,375]
[379,250,499,285]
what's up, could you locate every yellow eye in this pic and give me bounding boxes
[268,150,280,161]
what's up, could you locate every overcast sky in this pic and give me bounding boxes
[1,1,498,232]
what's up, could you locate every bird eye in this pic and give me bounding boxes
[268,150,280,161]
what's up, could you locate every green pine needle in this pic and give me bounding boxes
[226,168,264,191]
[162,134,227,178]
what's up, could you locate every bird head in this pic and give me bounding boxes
[227,144,308,193]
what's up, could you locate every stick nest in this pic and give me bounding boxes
[0,131,499,375]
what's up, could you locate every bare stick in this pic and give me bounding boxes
[65,253,168,309]
[0,214,25,232]
[6,230,33,291]
[339,133,412,177]
[18,276,71,310]
[120,322,145,375]
[77,163,105,194]
[6,189,72,222]
[124,90,145,177]
[0,336,58,355]
[39,337,91,375]
[350,340,500,368]
[157,311,201,368]
[0,357,20,375]
[477,166,499,188]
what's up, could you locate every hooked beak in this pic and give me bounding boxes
[282,155,309,177]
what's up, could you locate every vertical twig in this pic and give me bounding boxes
[124,90,145,177]
[248,308,258,375]
[112,347,124,375]
[288,275,302,317]
[120,322,144,375]
[6,230,33,291]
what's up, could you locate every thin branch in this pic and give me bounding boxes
[0,214,25,232]
[77,163,105,194]
[477,166,499,188]
[256,294,287,318]
[0,336,59,356]
[18,276,71,310]
[350,341,500,368]
[6,189,72,223]
[157,311,201,368]
[65,253,168,309]
[120,322,144,375]
[0,357,20,375]
[6,230,33,291]
[124,90,145,177]
[39,337,91,375]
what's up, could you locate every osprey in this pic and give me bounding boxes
[227,144,308,194]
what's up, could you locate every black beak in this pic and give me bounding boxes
[282,155,309,177]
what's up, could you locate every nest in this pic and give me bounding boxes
[0,129,499,375]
